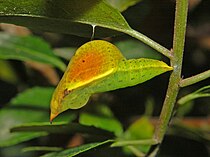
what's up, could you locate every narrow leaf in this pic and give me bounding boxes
[124,117,154,140]
[79,113,123,136]
[178,85,210,105]
[41,140,113,157]
[0,108,48,147]
[0,33,66,71]
[10,87,54,108]
[0,60,18,84]
[22,146,63,153]
[0,86,74,147]
[11,122,114,137]
[115,117,154,154]
[0,0,131,37]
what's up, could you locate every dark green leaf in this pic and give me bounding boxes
[124,116,154,140]
[0,0,131,37]
[0,60,18,84]
[22,146,63,153]
[92,104,115,118]
[11,122,114,137]
[0,33,66,71]
[122,117,154,154]
[10,87,54,108]
[0,108,48,147]
[0,86,75,147]
[79,113,123,136]
[10,86,76,122]
[176,101,194,117]
[41,140,113,157]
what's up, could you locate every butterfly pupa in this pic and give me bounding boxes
[50,40,173,122]
[50,40,125,121]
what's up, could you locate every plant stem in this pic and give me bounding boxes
[147,145,160,157]
[127,146,145,157]
[180,69,210,87]
[178,85,210,105]
[154,0,188,143]
[178,93,210,105]
[122,29,173,59]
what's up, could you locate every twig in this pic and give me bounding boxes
[180,69,210,87]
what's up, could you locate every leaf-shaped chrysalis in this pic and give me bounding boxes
[50,40,173,122]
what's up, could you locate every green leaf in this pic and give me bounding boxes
[0,108,48,147]
[120,117,154,154]
[0,33,66,71]
[106,0,142,12]
[41,140,113,157]
[91,104,115,118]
[79,113,123,136]
[114,39,161,60]
[0,0,131,37]
[176,101,194,117]
[11,122,114,137]
[124,117,154,140]
[22,146,63,153]
[10,87,54,108]
[144,97,155,116]
[0,60,18,84]
[10,86,76,122]
[0,86,75,147]
[178,85,210,105]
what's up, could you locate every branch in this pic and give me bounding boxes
[180,69,210,87]
[154,0,188,143]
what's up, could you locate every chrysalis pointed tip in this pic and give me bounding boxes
[50,112,58,124]
[167,66,173,71]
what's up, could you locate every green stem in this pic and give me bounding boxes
[178,85,210,105]
[180,69,210,87]
[122,29,173,59]
[127,146,145,157]
[147,145,160,157]
[154,0,188,143]
[178,93,210,105]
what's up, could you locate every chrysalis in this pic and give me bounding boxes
[50,40,173,122]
